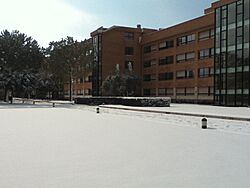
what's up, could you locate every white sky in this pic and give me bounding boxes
[0,0,99,47]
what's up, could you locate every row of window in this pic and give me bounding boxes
[143,87,214,96]
[215,48,249,69]
[175,48,214,63]
[215,72,249,90]
[144,29,214,54]
[65,89,92,95]
[176,52,195,62]
[143,68,213,81]
[72,76,92,84]
[215,89,249,95]
[177,34,196,46]
[128,47,215,60]
[143,48,214,67]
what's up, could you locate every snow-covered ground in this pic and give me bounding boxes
[0,103,250,188]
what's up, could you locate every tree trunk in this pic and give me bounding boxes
[69,72,72,101]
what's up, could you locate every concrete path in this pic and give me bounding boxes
[99,104,250,122]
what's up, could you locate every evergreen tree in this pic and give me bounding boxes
[45,37,93,100]
[0,30,45,100]
[102,64,141,97]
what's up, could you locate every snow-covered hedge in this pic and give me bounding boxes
[75,97,171,107]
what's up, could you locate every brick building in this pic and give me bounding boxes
[90,26,156,96]
[73,0,249,106]
[64,74,92,98]
[141,11,215,104]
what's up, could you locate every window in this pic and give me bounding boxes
[85,75,92,82]
[237,1,243,14]
[176,88,195,96]
[237,49,243,66]
[144,46,151,53]
[222,6,227,19]
[176,88,185,96]
[186,52,195,61]
[176,70,194,79]
[244,0,249,20]
[244,24,249,43]
[143,89,150,96]
[84,89,90,95]
[144,59,157,68]
[228,3,236,24]
[176,71,186,79]
[228,28,236,46]
[158,88,173,96]
[143,89,156,96]
[237,1,243,24]
[77,89,83,95]
[88,76,92,82]
[244,48,249,66]
[186,70,194,78]
[125,47,134,55]
[159,42,166,49]
[151,74,157,81]
[237,27,243,37]
[199,67,214,78]
[187,34,196,43]
[199,48,214,59]
[143,74,151,82]
[143,74,157,81]
[198,29,214,40]
[199,68,209,77]
[166,88,174,96]
[158,88,166,96]
[159,40,174,50]
[199,31,209,40]
[159,72,174,81]
[144,45,158,53]
[211,29,215,38]
[199,87,209,95]
[177,52,195,62]
[151,45,157,51]
[198,87,213,96]
[176,54,186,62]
[144,60,151,68]
[216,8,221,28]
[177,34,195,45]
[177,36,186,45]
[124,32,134,40]
[151,89,156,96]
[186,87,195,95]
[151,59,157,66]
[159,56,174,65]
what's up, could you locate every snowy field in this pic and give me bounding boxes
[0,103,250,188]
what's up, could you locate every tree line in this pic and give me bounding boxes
[0,30,93,101]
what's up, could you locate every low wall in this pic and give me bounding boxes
[74,97,171,107]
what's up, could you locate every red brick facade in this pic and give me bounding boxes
[71,0,239,104]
